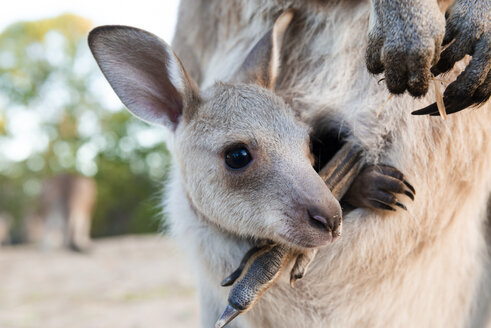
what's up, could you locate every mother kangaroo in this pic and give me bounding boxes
[168,0,491,327]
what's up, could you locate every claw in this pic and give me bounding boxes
[404,190,415,201]
[221,270,243,288]
[373,201,396,211]
[411,103,438,115]
[403,180,416,195]
[215,305,241,328]
[290,272,303,288]
[413,96,480,116]
[395,201,407,211]
[429,98,473,115]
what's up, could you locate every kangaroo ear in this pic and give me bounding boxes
[234,9,294,90]
[88,26,199,130]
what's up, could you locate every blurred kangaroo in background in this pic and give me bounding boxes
[90,0,491,327]
[27,174,96,252]
[0,212,12,245]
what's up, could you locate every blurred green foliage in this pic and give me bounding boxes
[0,14,170,240]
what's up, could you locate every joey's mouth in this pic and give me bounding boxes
[277,216,342,249]
[277,228,336,249]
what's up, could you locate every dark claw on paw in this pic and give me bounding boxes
[221,269,242,287]
[395,201,407,211]
[404,190,415,201]
[403,180,416,195]
[412,98,483,116]
[372,201,396,211]
[412,103,438,116]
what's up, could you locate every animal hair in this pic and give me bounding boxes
[169,0,491,327]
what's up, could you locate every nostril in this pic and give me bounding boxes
[313,214,328,225]
[308,207,343,235]
[308,208,329,230]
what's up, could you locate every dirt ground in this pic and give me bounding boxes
[0,235,200,328]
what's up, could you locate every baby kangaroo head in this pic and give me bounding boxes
[88,10,341,249]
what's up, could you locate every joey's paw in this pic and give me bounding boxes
[366,0,445,97]
[343,165,415,212]
[413,0,491,116]
[290,249,317,288]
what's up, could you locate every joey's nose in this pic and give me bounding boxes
[307,207,342,238]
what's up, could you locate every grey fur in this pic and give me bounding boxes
[170,1,491,327]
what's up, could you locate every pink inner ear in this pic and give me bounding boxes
[113,59,185,128]
[138,93,182,126]
[154,68,184,125]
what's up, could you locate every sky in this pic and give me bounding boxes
[0,0,180,42]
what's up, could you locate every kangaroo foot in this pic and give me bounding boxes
[220,243,274,287]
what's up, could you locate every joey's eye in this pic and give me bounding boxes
[224,147,252,170]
